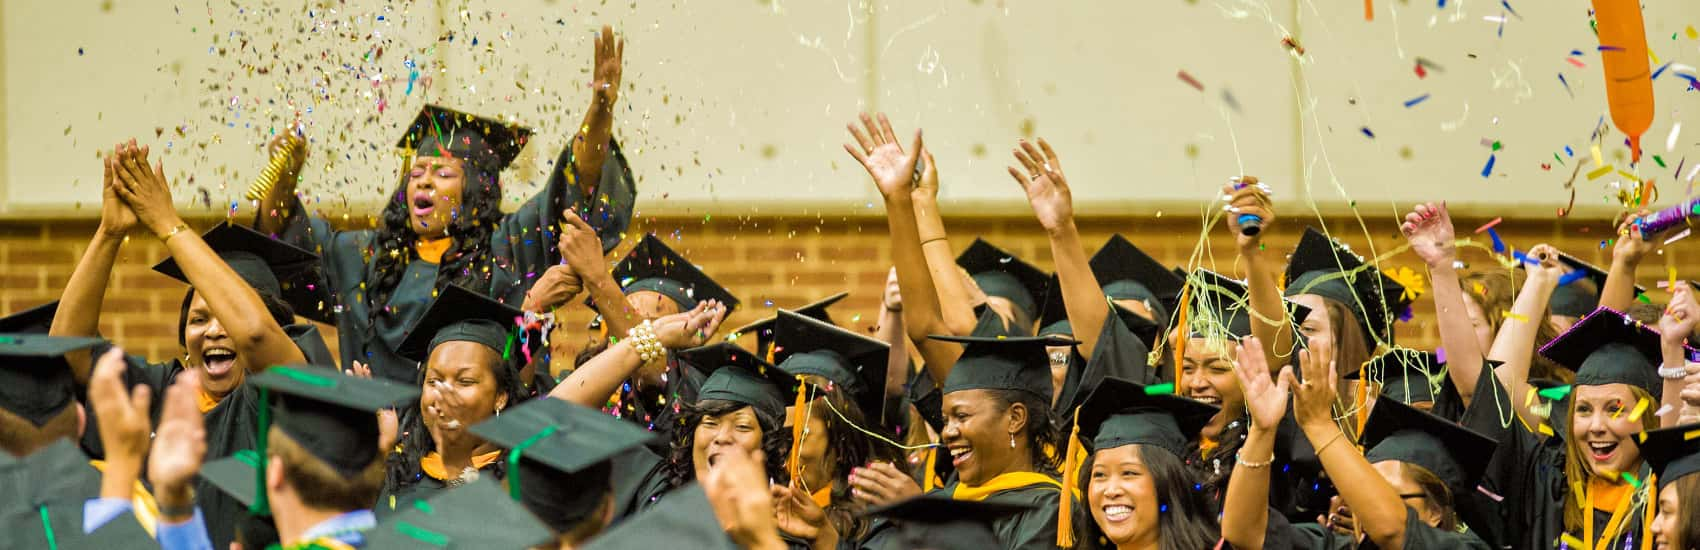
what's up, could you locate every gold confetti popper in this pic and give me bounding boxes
[244,135,303,201]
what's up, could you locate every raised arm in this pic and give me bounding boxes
[1222,336,1292,550]
[1226,178,1293,373]
[1401,202,1485,406]
[51,144,140,385]
[570,25,622,196]
[1602,212,1656,312]
[251,132,308,237]
[1286,338,1409,549]
[910,150,979,336]
[843,114,962,382]
[1488,243,1563,432]
[548,301,725,407]
[1658,284,1698,427]
[1011,138,1108,359]
[112,141,304,372]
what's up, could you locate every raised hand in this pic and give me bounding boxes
[843,113,923,199]
[1661,282,1700,344]
[848,461,922,507]
[1522,244,1565,286]
[424,379,473,446]
[265,131,308,181]
[1282,339,1337,431]
[88,348,150,500]
[149,369,207,521]
[557,212,607,279]
[1008,138,1074,233]
[652,299,728,349]
[913,147,940,203]
[1319,495,1358,536]
[703,446,786,550]
[100,145,140,237]
[1223,176,1274,249]
[1614,210,1659,264]
[1232,336,1292,431]
[523,264,583,314]
[110,139,184,238]
[590,25,624,108]
[1399,201,1457,268]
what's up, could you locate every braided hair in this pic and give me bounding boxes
[363,161,504,344]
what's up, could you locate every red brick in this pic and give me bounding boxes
[121,323,181,340]
[118,272,187,291]
[717,271,776,286]
[746,246,807,262]
[7,245,75,266]
[819,245,880,262]
[0,273,40,290]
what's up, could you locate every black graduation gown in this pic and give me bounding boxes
[266,143,631,384]
[612,353,708,450]
[910,482,1062,550]
[1053,311,1157,423]
[608,446,670,522]
[1263,507,1493,549]
[1459,367,1648,550]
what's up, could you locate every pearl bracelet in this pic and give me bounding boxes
[627,320,664,362]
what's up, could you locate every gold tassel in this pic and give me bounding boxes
[786,376,809,485]
[1643,474,1656,550]
[922,448,938,491]
[244,135,304,201]
[1057,408,1084,548]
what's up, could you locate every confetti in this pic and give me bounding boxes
[1665,228,1691,245]
[1689,25,1699,40]
[1669,123,1682,152]
[1474,217,1503,233]
[1361,127,1376,138]
[1503,311,1527,322]
[1538,385,1573,401]
[1176,70,1205,92]
[1557,269,1589,286]
[1628,397,1651,422]
[1403,94,1431,108]
[1558,73,1574,98]
[1481,154,1496,177]
[1587,164,1615,180]
[1144,383,1176,395]
[1488,228,1506,253]
[1566,57,1586,69]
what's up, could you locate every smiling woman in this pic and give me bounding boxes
[1068,378,1221,550]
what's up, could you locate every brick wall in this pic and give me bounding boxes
[1,212,1680,370]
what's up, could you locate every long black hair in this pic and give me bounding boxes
[801,382,909,541]
[1070,445,1221,550]
[1186,413,1249,502]
[363,161,505,344]
[986,389,1062,474]
[664,399,794,489]
[381,342,529,494]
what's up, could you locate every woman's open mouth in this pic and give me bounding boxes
[1101,504,1134,523]
[202,347,237,377]
[411,192,437,218]
[949,444,974,467]
[1588,441,1620,462]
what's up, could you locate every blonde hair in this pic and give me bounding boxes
[1561,385,1659,535]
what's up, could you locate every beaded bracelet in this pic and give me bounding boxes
[627,320,664,362]
[1235,451,1274,469]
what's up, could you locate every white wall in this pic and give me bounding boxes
[3,0,1696,219]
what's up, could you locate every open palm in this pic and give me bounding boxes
[1232,336,1291,430]
[844,113,923,198]
[591,25,623,105]
[1399,202,1456,267]
[1009,138,1073,231]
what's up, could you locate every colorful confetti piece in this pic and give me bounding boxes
[1404,94,1431,107]
[1176,70,1204,92]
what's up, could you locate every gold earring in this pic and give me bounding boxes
[1009,433,1016,449]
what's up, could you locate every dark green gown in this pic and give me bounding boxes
[612,354,708,449]
[1263,507,1492,549]
[376,462,502,518]
[77,324,332,549]
[266,143,632,384]
[1,439,109,550]
[867,482,1061,550]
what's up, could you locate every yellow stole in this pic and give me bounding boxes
[196,388,221,414]
[811,486,832,509]
[87,460,160,537]
[420,450,502,481]
[950,472,1073,502]
[415,238,451,264]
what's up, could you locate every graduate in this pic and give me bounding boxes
[250,26,636,385]
[133,364,420,549]
[1224,336,1497,549]
[1282,226,1411,401]
[1059,377,1222,550]
[467,397,658,549]
[956,238,1050,338]
[1637,423,1700,550]
[770,309,910,544]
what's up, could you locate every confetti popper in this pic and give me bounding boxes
[1635,196,1700,237]
[244,134,303,201]
[1591,0,1656,162]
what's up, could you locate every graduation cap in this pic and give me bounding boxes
[677,343,799,425]
[956,239,1049,322]
[1634,424,1700,489]
[579,483,738,550]
[732,292,849,356]
[1187,269,1254,340]
[1538,307,1667,397]
[468,397,658,531]
[605,234,741,314]
[0,439,104,548]
[772,309,890,418]
[1347,348,1444,405]
[1092,234,1186,327]
[397,104,533,174]
[246,365,420,513]
[1073,377,1218,457]
[863,494,1034,550]
[150,222,325,320]
[1035,275,1074,338]
[0,334,104,426]
[931,335,1076,401]
[365,478,554,550]
[1284,226,1409,349]
[1361,397,1497,496]
[196,451,281,549]
[0,301,58,334]
[396,283,523,363]
[1547,252,1644,318]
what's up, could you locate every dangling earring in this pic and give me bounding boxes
[494,407,502,416]
[1009,433,1016,449]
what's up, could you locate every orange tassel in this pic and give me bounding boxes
[1057,409,1085,548]
[1355,360,1370,438]
[1171,285,1193,393]
[1644,474,1657,550]
[786,376,809,485]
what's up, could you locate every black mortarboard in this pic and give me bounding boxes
[151,222,332,322]
[606,234,740,314]
[1188,269,1254,340]
[1361,397,1497,495]
[863,494,1034,550]
[932,335,1076,401]
[678,343,798,425]
[772,309,890,418]
[1284,226,1409,349]
[199,450,264,507]
[469,397,658,531]
[0,334,104,426]
[396,283,523,362]
[1093,234,1185,328]
[1074,377,1218,457]
[397,104,533,174]
[580,483,738,550]
[733,292,849,355]
[247,365,419,513]
[1538,307,1667,397]
[365,478,554,550]
[0,301,58,334]
[1347,348,1444,404]
[1635,424,1700,489]
[1547,252,1643,318]
[0,440,104,547]
[956,239,1049,321]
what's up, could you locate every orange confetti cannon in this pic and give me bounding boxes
[1592,0,1656,162]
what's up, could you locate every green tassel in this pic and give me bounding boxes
[252,387,272,515]
[1143,383,1175,395]
[507,426,559,501]
[39,506,57,550]
[397,521,450,546]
